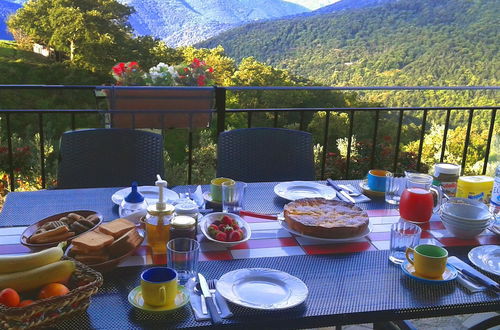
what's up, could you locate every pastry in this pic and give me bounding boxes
[283,198,369,238]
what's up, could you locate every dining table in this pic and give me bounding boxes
[0,180,499,329]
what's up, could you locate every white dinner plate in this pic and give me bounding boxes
[468,245,500,276]
[277,216,371,242]
[274,181,336,201]
[216,268,308,310]
[111,186,179,206]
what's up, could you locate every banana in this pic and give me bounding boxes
[0,243,64,274]
[0,260,75,292]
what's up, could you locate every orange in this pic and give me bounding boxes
[0,288,20,307]
[38,283,70,299]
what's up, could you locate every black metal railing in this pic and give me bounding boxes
[0,85,498,191]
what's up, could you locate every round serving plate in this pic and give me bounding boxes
[111,186,179,205]
[216,268,308,310]
[274,181,336,201]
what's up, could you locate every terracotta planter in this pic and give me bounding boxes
[106,87,214,129]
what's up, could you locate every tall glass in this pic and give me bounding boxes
[222,181,247,213]
[385,172,402,205]
[399,172,442,223]
[389,220,421,264]
[167,238,200,285]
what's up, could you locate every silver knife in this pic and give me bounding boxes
[198,273,222,324]
[326,179,356,204]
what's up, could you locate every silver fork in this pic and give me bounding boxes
[208,279,221,314]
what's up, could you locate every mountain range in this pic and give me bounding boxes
[0,0,20,40]
[198,0,499,95]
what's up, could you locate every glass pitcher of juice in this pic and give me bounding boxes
[399,172,443,223]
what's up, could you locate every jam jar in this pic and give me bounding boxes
[169,215,197,240]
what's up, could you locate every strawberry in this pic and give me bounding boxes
[221,216,233,226]
[215,231,227,242]
[223,225,234,234]
[228,230,243,242]
[208,229,220,239]
[218,224,227,231]
[208,224,219,233]
[231,219,240,230]
[213,220,222,226]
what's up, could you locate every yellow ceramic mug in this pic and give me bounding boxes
[210,177,235,203]
[140,267,178,307]
[405,244,448,279]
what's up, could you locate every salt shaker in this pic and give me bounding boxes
[119,181,147,217]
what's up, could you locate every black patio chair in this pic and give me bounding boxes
[216,127,315,182]
[56,128,164,189]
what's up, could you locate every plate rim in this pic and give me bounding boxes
[277,216,371,242]
[127,285,189,313]
[20,210,103,248]
[111,186,179,205]
[468,245,500,276]
[216,267,308,310]
[400,260,458,283]
[273,181,336,201]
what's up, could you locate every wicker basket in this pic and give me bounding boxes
[0,257,103,330]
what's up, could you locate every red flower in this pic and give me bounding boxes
[208,67,214,73]
[197,75,206,86]
[192,58,201,68]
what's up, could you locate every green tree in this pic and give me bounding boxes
[8,0,135,72]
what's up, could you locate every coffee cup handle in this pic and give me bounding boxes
[159,287,166,305]
[405,247,415,265]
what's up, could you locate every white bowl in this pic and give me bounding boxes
[441,216,491,230]
[199,212,251,247]
[441,213,491,227]
[440,198,491,221]
[441,218,489,239]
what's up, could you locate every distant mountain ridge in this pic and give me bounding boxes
[0,0,20,40]
[198,0,499,92]
[2,0,310,46]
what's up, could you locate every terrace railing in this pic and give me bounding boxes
[0,85,498,191]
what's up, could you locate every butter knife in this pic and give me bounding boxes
[198,273,222,324]
[326,179,355,204]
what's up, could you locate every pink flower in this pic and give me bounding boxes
[197,75,206,86]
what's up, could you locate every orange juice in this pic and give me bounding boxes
[145,216,170,254]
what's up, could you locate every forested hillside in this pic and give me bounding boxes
[199,0,499,106]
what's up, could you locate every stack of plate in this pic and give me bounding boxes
[440,198,493,239]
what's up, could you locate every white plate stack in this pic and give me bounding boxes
[440,198,493,239]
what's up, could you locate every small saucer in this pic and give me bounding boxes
[401,261,458,283]
[203,192,222,206]
[359,180,385,198]
[128,285,189,313]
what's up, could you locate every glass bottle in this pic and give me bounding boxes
[490,164,500,216]
[170,215,197,240]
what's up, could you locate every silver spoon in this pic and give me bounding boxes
[338,184,362,197]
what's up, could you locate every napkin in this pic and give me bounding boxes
[191,185,205,209]
[339,184,371,203]
[448,256,490,293]
[189,282,233,321]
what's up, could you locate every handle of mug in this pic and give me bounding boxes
[405,247,415,265]
[159,286,166,305]
[431,185,443,213]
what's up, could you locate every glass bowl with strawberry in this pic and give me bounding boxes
[199,212,251,246]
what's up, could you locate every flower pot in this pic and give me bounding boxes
[105,87,214,129]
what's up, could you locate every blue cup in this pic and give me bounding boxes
[367,169,391,192]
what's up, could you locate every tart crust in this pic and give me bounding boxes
[283,198,369,238]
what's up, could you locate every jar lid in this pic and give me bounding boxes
[175,200,199,214]
[171,215,196,228]
[434,163,460,175]
[147,203,174,216]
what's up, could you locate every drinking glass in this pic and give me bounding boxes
[222,181,247,213]
[167,238,200,285]
[389,220,421,264]
[385,172,402,205]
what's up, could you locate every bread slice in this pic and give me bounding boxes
[99,218,135,239]
[107,229,137,258]
[71,230,114,251]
